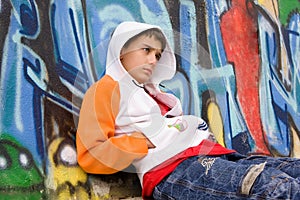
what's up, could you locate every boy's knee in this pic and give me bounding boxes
[239,162,267,195]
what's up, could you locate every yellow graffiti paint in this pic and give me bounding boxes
[46,137,99,199]
[207,101,225,147]
[258,0,279,19]
[291,126,300,158]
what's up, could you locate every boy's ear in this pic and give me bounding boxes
[120,49,124,60]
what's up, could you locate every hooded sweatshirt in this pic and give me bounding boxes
[76,22,234,195]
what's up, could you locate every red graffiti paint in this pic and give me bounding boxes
[220,0,270,155]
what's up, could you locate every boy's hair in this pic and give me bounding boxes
[122,28,167,51]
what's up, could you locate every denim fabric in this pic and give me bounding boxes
[153,153,300,199]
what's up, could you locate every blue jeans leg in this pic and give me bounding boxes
[238,155,300,178]
[153,154,300,200]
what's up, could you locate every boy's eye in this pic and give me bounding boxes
[142,48,161,61]
[156,53,161,61]
[143,48,150,52]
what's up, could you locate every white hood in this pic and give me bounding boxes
[105,21,176,85]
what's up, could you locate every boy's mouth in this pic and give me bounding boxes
[143,68,153,75]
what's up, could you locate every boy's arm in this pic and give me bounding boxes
[76,76,148,174]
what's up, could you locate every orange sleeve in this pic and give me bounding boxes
[76,75,148,174]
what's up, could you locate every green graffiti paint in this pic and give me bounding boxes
[0,134,44,198]
[278,0,300,25]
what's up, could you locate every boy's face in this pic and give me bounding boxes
[120,35,163,84]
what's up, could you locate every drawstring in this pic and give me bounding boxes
[132,80,144,89]
[131,79,165,89]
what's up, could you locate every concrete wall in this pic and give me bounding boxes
[0,0,299,199]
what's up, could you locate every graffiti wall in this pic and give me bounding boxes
[0,0,299,198]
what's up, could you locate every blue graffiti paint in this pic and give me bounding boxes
[180,4,192,74]
[20,0,38,36]
[206,0,228,67]
[142,0,164,16]
[50,3,93,93]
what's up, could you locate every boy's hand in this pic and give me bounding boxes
[208,132,217,143]
[132,132,156,149]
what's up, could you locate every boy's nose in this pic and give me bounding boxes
[148,52,158,65]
